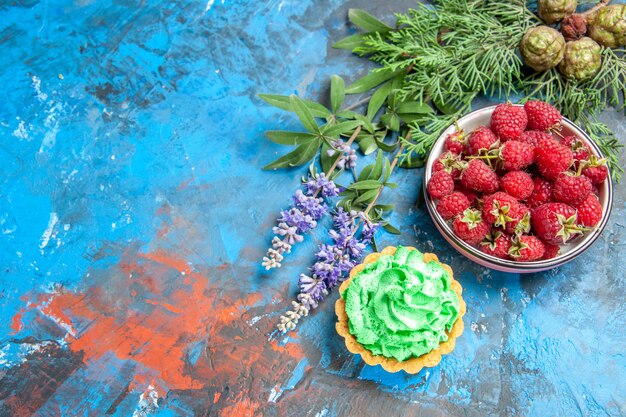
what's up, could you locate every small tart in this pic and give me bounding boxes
[335,246,466,374]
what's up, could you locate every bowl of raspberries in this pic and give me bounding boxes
[424,100,613,273]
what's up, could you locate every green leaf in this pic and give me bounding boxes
[374,204,394,212]
[367,81,392,120]
[348,180,381,190]
[354,114,375,133]
[384,182,398,189]
[381,112,400,132]
[371,150,384,180]
[358,164,374,181]
[374,135,397,152]
[321,142,339,173]
[263,140,320,170]
[399,155,426,169]
[345,68,400,94]
[332,33,372,50]
[348,9,392,33]
[354,189,379,205]
[258,94,331,118]
[266,131,317,145]
[290,95,320,133]
[330,75,345,114]
[323,120,361,137]
[336,110,358,120]
[383,157,392,181]
[383,223,401,235]
[356,135,378,155]
[396,102,433,114]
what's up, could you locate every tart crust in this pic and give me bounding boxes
[335,246,466,374]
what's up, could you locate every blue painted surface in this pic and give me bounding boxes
[0,1,625,416]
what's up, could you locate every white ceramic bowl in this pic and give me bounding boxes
[423,105,613,273]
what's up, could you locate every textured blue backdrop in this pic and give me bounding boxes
[0,1,624,416]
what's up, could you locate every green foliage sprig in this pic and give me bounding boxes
[333,0,623,178]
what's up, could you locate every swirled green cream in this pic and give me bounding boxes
[342,246,460,361]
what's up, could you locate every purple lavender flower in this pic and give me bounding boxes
[262,174,339,271]
[304,173,339,198]
[296,209,379,303]
[328,140,358,170]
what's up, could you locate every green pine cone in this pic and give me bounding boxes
[520,26,566,72]
[538,0,577,24]
[558,37,602,81]
[588,4,626,48]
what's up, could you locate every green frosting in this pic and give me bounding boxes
[342,246,460,361]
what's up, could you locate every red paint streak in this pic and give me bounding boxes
[10,250,297,394]
[217,262,230,270]
[218,395,260,417]
[213,392,221,404]
[10,311,24,334]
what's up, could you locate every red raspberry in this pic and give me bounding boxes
[460,159,499,194]
[553,172,592,206]
[427,170,455,199]
[482,192,530,234]
[452,208,491,245]
[455,184,478,206]
[524,100,562,131]
[541,242,560,260]
[535,137,573,180]
[575,193,603,227]
[581,156,609,184]
[509,235,545,262]
[561,136,591,166]
[519,130,551,149]
[436,191,471,220]
[466,126,498,155]
[433,151,463,178]
[530,202,585,245]
[490,103,527,141]
[479,230,512,259]
[444,128,467,154]
[500,171,534,200]
[500,140,534,171]
[526,177,553,208]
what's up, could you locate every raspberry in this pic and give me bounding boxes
[444,128,467,154]
[490,103,527,141]
[561,135,591,166]
[581,156,609,184]
[482,192,530,234]
[433,151,463,178]
[535,137,573,180]
[524,100,562,131]
[541,242,560,260]
[553,172,592,206]
[482,192,519,224]
[500,140,534,171]
[455,184,479,206]
[500,171,534,200]
[460,159,499,194]
[466,126,498,155]
[509,235,545,262]
[519,130,551,149]
[575,193,603,227]
[436,191,471,220]
[427,170,455,199]
[530,202,585,245]
[526,177,553,208]
[479,230,512,259]
[452,208,491,245]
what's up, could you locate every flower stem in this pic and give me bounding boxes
[312,126,362,199]
[363,138,407,218]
